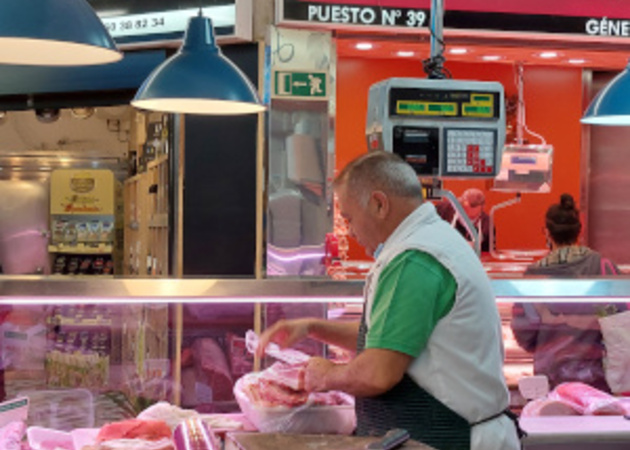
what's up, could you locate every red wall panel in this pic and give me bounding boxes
[336,57,583,260]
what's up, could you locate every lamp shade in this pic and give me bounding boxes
[0,0,120,66]
[581,62,630,126]
[132,15,265,115]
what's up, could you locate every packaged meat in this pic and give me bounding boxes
[234,373,355,435]
[173,418,220,450]
[548,382,626,415]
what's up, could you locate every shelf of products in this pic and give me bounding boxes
[124,110,170,276]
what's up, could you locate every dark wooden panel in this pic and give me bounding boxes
[182,44,259,276]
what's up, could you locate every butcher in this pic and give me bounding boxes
[258,152,521,450]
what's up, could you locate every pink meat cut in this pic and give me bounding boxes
[240,361,350,408]
[97,419,173,442]
[258,362,306,391]
[521,397,581,417]
[550,382,626,415]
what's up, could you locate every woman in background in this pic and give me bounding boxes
[511,193,624,392]
[525,193,619,276]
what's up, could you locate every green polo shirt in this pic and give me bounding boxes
[365,250,457,357]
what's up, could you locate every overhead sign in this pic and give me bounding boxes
[273,71,328,99]
[89,0,252,45]
[278,0,630,40]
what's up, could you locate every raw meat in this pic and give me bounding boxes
[97,419,172,443]
[309,391,352,406]
[549,382,626,415]
[238,368,352,409]
[520,398,581,417]
[244,377,309,407]
[193,338,233,402]
[258,362,306,391]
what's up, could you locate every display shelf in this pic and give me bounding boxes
[1,277,628,430]
[48,244,113,255]
[124,154,169,276]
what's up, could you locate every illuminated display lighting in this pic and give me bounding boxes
[0,296,365,305]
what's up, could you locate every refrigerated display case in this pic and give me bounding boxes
[0,277,629,447]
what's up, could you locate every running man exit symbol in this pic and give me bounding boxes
[274,71,327,98]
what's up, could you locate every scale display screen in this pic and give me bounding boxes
[390,89,499,119]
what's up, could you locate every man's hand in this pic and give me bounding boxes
[256,318,311,358]
[304,356,335,392]
[303,349,413,397]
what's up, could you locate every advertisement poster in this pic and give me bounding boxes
[50,170,114,216]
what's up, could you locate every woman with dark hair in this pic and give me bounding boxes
[511,194,625,392]
[525,193,619,276]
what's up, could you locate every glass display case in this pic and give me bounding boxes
[1,277,629,447]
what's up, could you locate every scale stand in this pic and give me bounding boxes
[432,183,484,256]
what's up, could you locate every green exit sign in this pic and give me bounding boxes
[273,71,327,98]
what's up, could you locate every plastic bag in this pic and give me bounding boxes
[239,330,356,434]
[245,330,310,365]
[599,310,630,394]
[233,372,355,434]
[0,421,25,450]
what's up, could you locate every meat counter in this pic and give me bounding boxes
[0,276,629,446]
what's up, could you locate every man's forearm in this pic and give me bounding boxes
[310,348,412,397]
[307,319,360,351]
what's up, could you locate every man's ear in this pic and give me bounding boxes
[371,191,389,218]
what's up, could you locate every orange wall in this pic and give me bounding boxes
[336,58,583,260]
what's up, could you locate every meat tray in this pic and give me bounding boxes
[233,376,356,435]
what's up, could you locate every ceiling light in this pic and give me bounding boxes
[539,51,559,59]
[71,107,95,120]
[568,59,587,65]
[582,62,630,125]
[132,13,265,115]
[482,55,502,61]
[396,51,415,57]
[35,108,61,124]
[356,42,373,50]
[449,48,468,55]
[0,0,121,65]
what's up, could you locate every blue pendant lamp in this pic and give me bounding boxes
[0,0,120,66]
[132,13,265,115]
[581,62,630,125]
